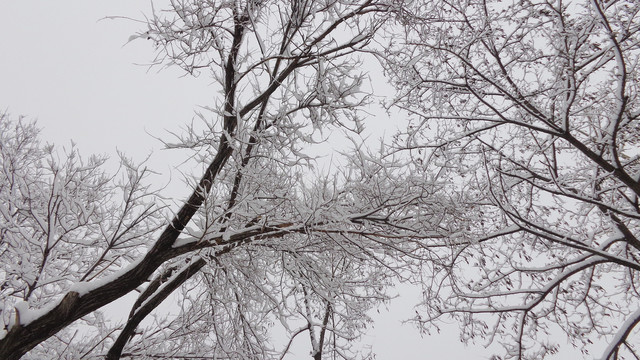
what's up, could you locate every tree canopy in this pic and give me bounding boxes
[1,1,640,359]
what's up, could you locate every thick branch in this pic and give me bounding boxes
[106,257,207,360]
[600,308,640,360]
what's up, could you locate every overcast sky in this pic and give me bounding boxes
[0,2,589,359]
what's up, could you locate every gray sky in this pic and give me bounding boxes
[0,2,588,359]
[1,1,214,201]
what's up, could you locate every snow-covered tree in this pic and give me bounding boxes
[0,114,164,358]
[0,1,454,359]
[384,0,640,358]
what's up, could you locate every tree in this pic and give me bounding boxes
[0,1,451,359]
[384,0,640,358]
[0,114,164,358]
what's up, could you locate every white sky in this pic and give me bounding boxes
[0,2,590,359]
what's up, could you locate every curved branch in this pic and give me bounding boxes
[600,308,640,360]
